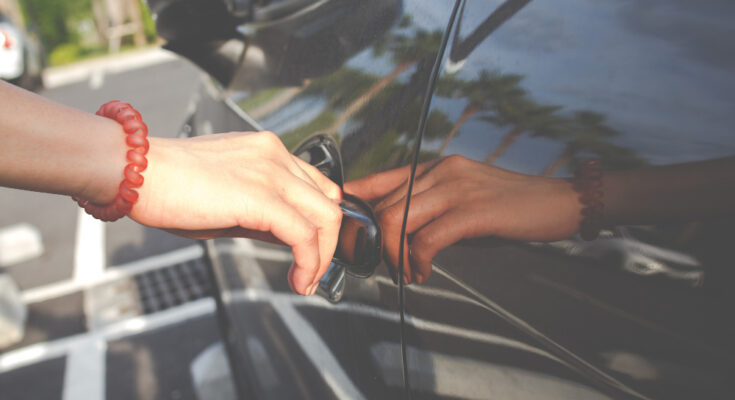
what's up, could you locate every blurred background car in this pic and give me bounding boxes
[0,12,43,90]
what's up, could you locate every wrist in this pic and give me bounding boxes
[74,101,150,221]
[75,116,128,204]
[128,137,167,227]
[550,177,585,239]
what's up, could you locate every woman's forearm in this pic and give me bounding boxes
[0,80,125,204]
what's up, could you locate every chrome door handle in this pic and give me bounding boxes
[293,135,382,302]
[317,193,382,303]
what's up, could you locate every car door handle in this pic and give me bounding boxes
[294,135,382,302]
[317,193,383,302]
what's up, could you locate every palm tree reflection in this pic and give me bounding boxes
[541,111,646,176]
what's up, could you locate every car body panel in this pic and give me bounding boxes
[406,0,735,399]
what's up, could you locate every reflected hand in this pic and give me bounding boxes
[345,155,580,284]
[130,131,343,295]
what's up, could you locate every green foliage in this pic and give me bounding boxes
[47,43,82,65]
[18,0,156,64]
[139,0,157,41]
[237,88,284,113]
[279,110,337,150]
[302,67,379,109]
[19,0,93,51]
[48,42,108,66]
[345,130,403,181]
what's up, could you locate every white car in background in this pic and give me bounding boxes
[0,14,43,90]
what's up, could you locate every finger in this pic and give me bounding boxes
[276,170,342,293]
[344,165,411,201]
[403,182,460,233]
[409,209,478,283]
[287,157,321,189]
[372,159,452,212]
[258,198,321,295]
[165,227,284,244]
[345,160,440,202]
[377,182,463,283]
[293,156,343,202]
[376,201,412,284]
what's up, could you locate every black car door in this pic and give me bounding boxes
[395,0,735,399]
[156,0,461,398]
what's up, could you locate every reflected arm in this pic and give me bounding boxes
[603,156,735,226]
[346,155,735,284]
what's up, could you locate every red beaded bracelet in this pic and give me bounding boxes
[575,159,604,241]
[73,101,149,222]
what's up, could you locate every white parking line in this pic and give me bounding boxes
[0,297,215,374]
[62,337,106,400]
[272,299,366,400]
[74,210,105,286]
[88,68,105,90]
[66,209,107,400]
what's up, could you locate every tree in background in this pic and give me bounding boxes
[17,0,154,65]
[18,0,89,51]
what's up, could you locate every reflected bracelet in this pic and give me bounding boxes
[575,159,604,240]
[73,101,149,222]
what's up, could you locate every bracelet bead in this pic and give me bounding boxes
[73,101,149,222]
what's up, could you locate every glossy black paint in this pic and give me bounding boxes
[404,0,734,398]
[156,0,735,398]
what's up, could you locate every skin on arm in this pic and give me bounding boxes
[345,155,735,284]
[0,80,342,295]
[0,80,124,203]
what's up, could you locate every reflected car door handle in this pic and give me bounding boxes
[317,193,383,303]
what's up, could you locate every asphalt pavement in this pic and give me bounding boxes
[0,48,229,400]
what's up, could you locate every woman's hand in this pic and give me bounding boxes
[345,155,580,284]
[131,131,343,295]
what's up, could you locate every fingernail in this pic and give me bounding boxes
[309,282,318,296]
[388,267,398,285]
